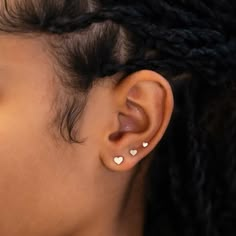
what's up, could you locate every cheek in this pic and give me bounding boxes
[0,88,54,189]
[0,97,90,235]
[0,91,72,234]
[0,103,55,230]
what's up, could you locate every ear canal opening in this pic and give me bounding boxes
[109,131,124,141]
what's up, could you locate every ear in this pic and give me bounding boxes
[99,70,174,172]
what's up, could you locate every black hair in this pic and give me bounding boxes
[0,0,235,235]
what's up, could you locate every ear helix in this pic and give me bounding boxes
[113,141,149,165]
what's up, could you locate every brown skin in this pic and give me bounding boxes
[0,35,174,236]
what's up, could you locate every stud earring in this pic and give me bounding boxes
[142,142,149,148]
[129,149,138,156]
[114,156,124,165]
[129,141,149,157]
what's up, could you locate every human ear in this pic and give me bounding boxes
[100,70,174,171]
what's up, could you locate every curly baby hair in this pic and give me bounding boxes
[0,0,235,235]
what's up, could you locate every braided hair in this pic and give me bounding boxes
[1,0,235,235]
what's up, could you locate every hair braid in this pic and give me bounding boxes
[40,4,236,87]
[184,81,209,235]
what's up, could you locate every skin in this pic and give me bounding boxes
[0,34,174,236]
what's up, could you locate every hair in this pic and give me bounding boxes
[0,0,235,235]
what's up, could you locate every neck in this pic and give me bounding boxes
[72,159,149,236]
[119,162,147,236]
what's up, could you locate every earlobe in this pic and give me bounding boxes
[113,142,149,165]
[100,70,174,172]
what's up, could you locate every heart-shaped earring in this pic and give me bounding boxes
[130,149,138,156]
[114,156,124,165]
[142,142,149,148]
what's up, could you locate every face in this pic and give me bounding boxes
[0,33,174,236]
[0,35,111,236]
